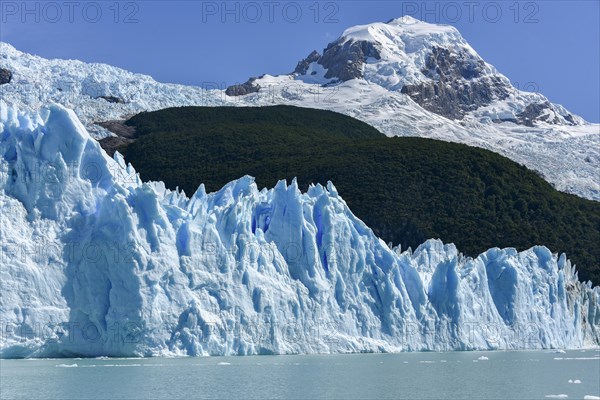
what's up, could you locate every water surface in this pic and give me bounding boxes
[1,350,599,399]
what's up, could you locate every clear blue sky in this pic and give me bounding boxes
[1,0,598,121]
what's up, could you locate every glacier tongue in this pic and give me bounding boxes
[0,103,598,358]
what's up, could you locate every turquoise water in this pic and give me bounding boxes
[1,350,599,399]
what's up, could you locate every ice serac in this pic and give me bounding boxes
[1,103,598,358]
[0,42,227,139]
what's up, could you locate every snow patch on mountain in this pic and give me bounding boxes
[1,103,598,358]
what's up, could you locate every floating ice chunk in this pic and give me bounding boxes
[55,364,78,368]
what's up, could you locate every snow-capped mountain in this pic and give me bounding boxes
[2,34,598,203]
[228,16,600,200]
[0,102,599,357]
[1,17,598,200]
[284,16,580,126]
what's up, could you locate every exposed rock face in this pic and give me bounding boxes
[491,102,577,127]
[401,46,511,120]
[225,78,261,97]
[516,101,575,127]
[422,46,485,81]
[97,120,137,139]
[0,68,12,85]
[97,119,137,157]
[401,75,511,120]
[319,39,381,81]
[294,50,321,75]
[292,40,381,82]
[98,136,134,157]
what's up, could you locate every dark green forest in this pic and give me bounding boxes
[113,105,600,284]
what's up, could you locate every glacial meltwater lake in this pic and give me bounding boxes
[1,350,599,400]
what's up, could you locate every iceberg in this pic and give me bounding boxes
[0,103,598,357]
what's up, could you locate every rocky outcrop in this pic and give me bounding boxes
[97,120,137,139]
[402,75,510,120]
[516,102,575,127]
[98,136,134,157]
[0,68,12,85]
[225,78,261,96]
[294,50,321,75]
[97,119,137,157]
[422,46,485,81]
[291,39,381,82]
[401,46,511,120]
[491,102,577,127]
[319,39,381,81]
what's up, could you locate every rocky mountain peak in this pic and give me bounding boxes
[294,50,321,75]
[282,17,577,126]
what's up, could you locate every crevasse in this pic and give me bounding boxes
[0,103,598,358]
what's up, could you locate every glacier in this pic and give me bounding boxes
[0,102,599,358]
